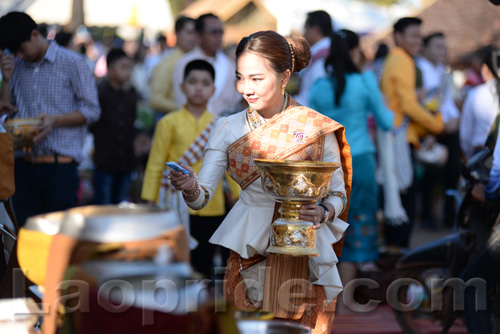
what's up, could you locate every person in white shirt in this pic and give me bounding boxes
[460,47,500,161]
[294,10,333,106]
[417,32,460,129]
[172,13,241,116]
[417,32,462,228]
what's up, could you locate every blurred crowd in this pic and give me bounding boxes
[1,8,500,300]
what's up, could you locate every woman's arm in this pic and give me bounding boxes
[299,132,347,229]
[170,118,231,209]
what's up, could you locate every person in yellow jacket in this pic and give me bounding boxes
[380,17,444,253]
[381,17,444,147]
[142,59,240,278]
[149,16,197,118]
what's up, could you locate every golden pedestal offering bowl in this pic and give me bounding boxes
[254,159,340,257]
[5,118,42,151]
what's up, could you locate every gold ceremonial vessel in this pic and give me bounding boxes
[254,159,340,257]
[5,118,42,150]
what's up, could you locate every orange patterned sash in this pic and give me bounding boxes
[228,106,343,190]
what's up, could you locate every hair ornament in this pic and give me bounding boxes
[287,41,295,73]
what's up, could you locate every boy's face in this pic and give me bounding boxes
[181,69,215,106]
[108,57,134,85]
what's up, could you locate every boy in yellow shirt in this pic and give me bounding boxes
[141,60,239,278]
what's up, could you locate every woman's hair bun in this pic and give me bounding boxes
[285,35,311,73]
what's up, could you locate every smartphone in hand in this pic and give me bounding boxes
[165,162,191,176]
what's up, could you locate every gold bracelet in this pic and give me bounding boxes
[187,185,210,210]
[182,179,200,197]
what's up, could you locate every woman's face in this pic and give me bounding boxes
[236,51,288,117]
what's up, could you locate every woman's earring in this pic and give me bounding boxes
[281,84,285,95]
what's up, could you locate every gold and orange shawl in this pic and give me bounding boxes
[227,104,352,223]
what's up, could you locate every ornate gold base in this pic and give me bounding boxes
[267,218,319,257]
[266,245,320,257]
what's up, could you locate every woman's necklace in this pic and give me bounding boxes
[247,94,288,130]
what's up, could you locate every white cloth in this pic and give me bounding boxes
[172,47,241,116]
[294,37,330,106]
[187,110,348,302]
[417,57,460,123]
[376,128,409,226]
[459,79,499,161]
[131,62,150,100]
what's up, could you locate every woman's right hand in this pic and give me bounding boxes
[170,164,197,195]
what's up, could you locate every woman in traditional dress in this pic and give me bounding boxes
[170,31,352,333]
[309,31,393,312]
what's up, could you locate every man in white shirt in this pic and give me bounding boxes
[417,32,460,129]
[417,32,461,228]
[460,48,500,161]
[172,13,241,116]
[294,10,333,106]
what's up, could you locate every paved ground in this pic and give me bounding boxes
[331,224,466,334]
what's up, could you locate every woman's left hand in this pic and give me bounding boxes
[300,203,324,230]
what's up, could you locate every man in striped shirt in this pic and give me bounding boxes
[0,12,100,227]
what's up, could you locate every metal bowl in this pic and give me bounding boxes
[4,118,42,150]
[59,203,179,242]
[237,320,310,334]
[17,204,180,287]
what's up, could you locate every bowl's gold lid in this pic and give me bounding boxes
[5,118,42,126]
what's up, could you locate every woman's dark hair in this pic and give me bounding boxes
[338,29,359,51]
[374,43,389,60]
[482,46,500,102]
[324,32,360,106]
[235,31,311,75]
